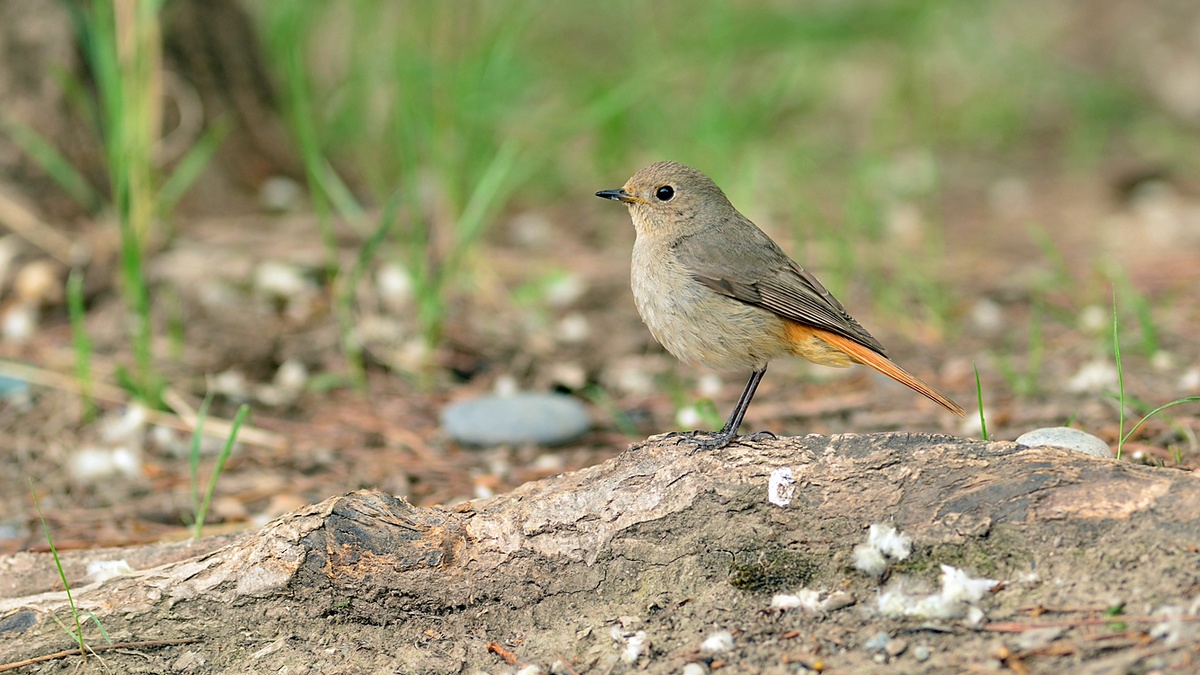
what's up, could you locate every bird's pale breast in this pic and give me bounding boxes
[631,238,789,372]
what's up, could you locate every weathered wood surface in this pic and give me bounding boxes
[2,433,1197,673]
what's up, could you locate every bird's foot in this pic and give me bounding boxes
[663,429,737,451]
[740,430,778,442]
[661,430,701,443]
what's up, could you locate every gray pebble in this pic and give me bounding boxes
[1016,626,1065,651]
[1016,427,1113,459]
[913,644,931,662]
[863,631,890,652]
[441,392,590,446]
[822,591,856,612]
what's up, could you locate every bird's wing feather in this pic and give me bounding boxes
[672,215,888,356]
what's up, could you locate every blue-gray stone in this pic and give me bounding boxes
[0,374,29,399]
[1015,427,1113,459]
[863,631,891,652]
[0,610,35,634]
[441,392,590,446]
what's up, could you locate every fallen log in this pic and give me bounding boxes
[1,433,1197,673]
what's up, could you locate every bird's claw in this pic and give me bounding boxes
[741,430,777,442]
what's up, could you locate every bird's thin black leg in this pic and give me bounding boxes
[666,367,767,450]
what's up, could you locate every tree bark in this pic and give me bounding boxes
[2,433,1197,673]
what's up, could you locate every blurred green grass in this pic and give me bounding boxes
[254,1,1192,316]
[22,0,1194,389]
[256,1,1184,196]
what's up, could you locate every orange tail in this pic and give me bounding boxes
[813,328,966,417]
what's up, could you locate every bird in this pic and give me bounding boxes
[596,161,964,449]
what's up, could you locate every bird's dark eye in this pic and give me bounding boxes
[655,185,675,201]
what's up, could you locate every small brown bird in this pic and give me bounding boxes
[597,161,964,449]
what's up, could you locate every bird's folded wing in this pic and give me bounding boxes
[672,219,887,356]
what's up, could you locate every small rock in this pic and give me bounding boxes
[913,644,931,662]
[548,362,587,391]
[1016,427,1113,459]
[1016,626,1065,651]
[172,650,206,672]
[442,392,590,446]
[697,373,723,397]
[2,302,36,343]
[543,273,587,307]
[0,374,31,404]
[0,610,36,634]
[1150,350,1176,373]
[970,298,1004,333]
[617,616,642,629]
[821,591,856,612]
[885,638,909,657]
[556,312,590,343]
[1066,359,1118,393]
[1078,305,1109,334]
[864,631,891,652]
[258,175,303,212]
[14,260,62,305]
[376,262,414,310]
[1180,367,1200,392]
[675,405,704,429]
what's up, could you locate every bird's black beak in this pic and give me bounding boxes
[595,188,647,205]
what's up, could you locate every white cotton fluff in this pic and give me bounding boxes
[86,559,133,583]
[700,630,734,653]
[610,626,648,664]
[939,564,999,603]
[1150,595,1200,646]
[770,588,824,612]
[70,445,142,483]
[854,545,889,578]
[870,523,913,560]
[1067,359,1119,393]
[854,523,912,577]
[877,564,999,624]
[768,468,796,507]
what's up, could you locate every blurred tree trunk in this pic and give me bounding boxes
[0,0,299,223]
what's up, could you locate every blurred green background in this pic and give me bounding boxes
[257,0,1194,218]
[242,0,1199,361]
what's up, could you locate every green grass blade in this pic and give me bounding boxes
[30,479,86,655]
[189,392,214,523]
[1120,397,1200,449]
[2,123,102,212]
[157,119,231,215]
[193,404,251,539]
[316,159,367,228]
[1113,290,1126,459]
[80,611,113,645]
[973,362,988,441]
